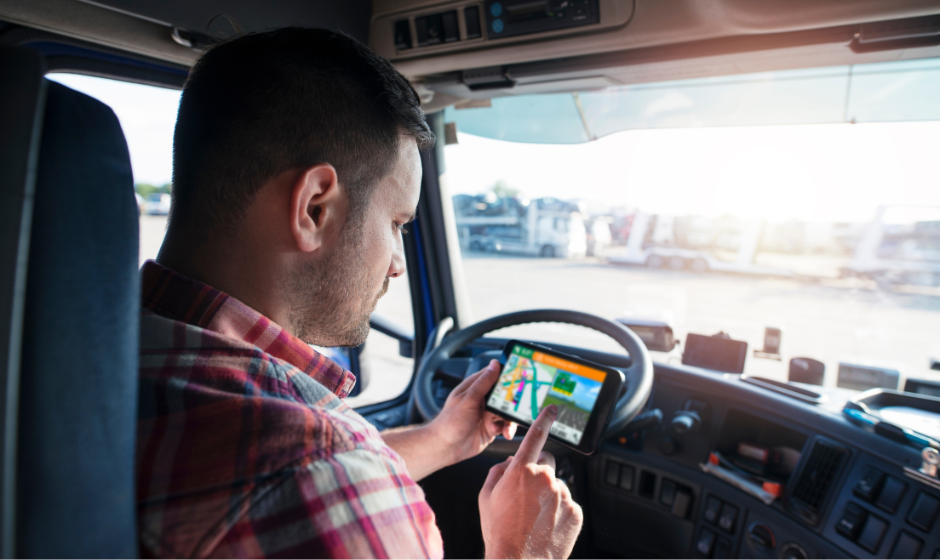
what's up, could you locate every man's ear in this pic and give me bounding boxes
[290,164,343,253]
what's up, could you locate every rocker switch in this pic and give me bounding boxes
[854,467,885,502]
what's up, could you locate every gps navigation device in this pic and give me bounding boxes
[485,340,624,455]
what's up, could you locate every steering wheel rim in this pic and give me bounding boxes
[413,309,653,437]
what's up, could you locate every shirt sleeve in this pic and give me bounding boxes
[208,448,444,559]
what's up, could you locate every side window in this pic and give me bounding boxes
[344,274,414,408]
[49,73,415,406]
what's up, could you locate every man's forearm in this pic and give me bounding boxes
[381,423,455,481]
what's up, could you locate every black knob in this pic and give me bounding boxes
[779,543,807,559]
[671,411,700,434]
[659,437,678,455]
[746,522,775,549]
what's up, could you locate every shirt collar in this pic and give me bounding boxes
[140,260,356,398]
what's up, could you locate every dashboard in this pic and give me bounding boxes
[591,360,940,559]
[368,338,940,559]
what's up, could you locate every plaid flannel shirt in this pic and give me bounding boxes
[137,261,443,559]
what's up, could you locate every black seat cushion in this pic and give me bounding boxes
[17,80,139,558]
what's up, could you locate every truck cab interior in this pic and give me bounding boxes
[2,0,940,558]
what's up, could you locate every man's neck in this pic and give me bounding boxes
[157,224,293,332]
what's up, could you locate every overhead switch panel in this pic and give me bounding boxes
[394,20,412,50]
[415,13,445,47]
[484,0,599,39]
[465,6,483,39]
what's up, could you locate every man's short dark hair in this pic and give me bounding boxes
[171,27,434,234]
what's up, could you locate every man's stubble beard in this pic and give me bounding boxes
[285,219,389,348]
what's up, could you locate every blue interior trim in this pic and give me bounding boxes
[411,224,436,333]
[27,41,189,76]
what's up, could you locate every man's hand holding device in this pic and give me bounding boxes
[392,340,621,558]
[384,360,518,481]
[432,360,518,464]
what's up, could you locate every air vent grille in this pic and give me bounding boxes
[790,439,847,523]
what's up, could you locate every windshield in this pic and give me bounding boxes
[443,57,940,390]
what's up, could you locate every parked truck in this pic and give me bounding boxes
[842,205,940,286]
[607,212,793,276]
[454,195,587,258]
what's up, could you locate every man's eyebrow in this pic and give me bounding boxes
[406,211,417,222]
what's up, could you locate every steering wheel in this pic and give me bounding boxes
[413,309,654,437]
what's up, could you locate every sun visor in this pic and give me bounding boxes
[442,57,940,143]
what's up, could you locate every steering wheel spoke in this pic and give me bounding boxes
[435,356,472,384]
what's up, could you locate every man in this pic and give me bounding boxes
[136,27,583,559]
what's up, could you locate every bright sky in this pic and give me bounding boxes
[50,72,940,224]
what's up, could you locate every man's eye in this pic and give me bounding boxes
[396,223,409,234]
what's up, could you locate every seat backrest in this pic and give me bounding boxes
[0,44,47,560]
[0,46,140,558]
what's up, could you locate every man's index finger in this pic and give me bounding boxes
[514,404,557,465]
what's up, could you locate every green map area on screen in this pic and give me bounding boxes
[486,345,604,445]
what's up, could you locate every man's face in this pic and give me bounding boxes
[290,137,422,347]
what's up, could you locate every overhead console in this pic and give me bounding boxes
[370,0,634,61]
[368,0,940,112]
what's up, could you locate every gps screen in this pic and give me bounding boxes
[487,344,607,445]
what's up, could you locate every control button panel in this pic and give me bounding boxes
[857,514,888,553]
[704,496,722,524]
[483,0,599,40]
[603,459,694,520]
[854,466,885,502]
[619,464,634,492]
[836,502,867,541]
[718,504,738,533]
[836,501,889,553]
[661,479,676,506]
[696,493,741,557]
[393,20,412,51]
[397,6,483,52]
[875,476,907,514]
[890,531,924,559]
[603,460,634,492]
[712,536,732,559]
[700,494,741,535]
[604,460,620,487]
[695,527,732,559]
[832,458,940,558]
[464,6,482,39]
[853,465,908,514]
[672,487,694,520]
[657,477,694,519]
[696,528,715,557]
[907,491,939,532]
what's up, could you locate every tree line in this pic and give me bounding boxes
[135,183,171,197]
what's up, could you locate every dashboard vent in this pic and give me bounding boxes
[789,438,848,524]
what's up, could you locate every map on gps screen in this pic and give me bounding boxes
[486,344,606,445]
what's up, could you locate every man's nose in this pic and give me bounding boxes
[388,246,406,278]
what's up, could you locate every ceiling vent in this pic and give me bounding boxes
[789,438,848,525]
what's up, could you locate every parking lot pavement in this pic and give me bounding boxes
[458,253,940,388]
[139,214,168,266]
